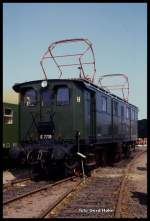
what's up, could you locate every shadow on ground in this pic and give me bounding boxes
[131,192,147,205]
[136,166,147,171]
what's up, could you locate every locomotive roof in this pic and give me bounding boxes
[13,78,138,109]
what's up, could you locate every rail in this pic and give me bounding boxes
[3,176,76,205]
[38,179,83,218]
[3,177,31,189]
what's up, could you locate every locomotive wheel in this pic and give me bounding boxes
[64,154,81,177]
[100,150,107,167]
[133,143,136,151]
[113,143,122,162]
[27,150,38,164]
[73,163,82,177]
[127,145,131,157]
[123,144,131,158]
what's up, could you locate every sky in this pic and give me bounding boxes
[3,3,147,119]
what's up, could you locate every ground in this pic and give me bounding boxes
[121,149,147,218]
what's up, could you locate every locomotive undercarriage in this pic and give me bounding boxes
[22,142,79,177]
[9,138,136,178]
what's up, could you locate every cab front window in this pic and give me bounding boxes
[41,89,51,106]
[56,87,69,105]
[23,89,37,106]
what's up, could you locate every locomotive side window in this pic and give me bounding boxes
[57,87,69,105]
[41,89,51,106]
[102,96,107,112]
[134,110,137,120]
[131,109,136,120]
[114,101,118,116]
[126,107,130,119]
[121,106,124,120]
[24,89,37,106]
[3,108,13,124]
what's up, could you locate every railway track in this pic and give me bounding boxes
[3,176,83,218]
[3,148,146,218]
[3,176,53,204]
[46,149,146,218]
[38,178,83,218]
[3,176,77,205]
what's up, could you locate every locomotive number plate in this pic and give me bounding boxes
[40,134,52,139]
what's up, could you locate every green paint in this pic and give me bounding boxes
[3,103,19,148]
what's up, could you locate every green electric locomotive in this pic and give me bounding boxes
[10,39,138,176]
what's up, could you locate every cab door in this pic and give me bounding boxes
[84,90,96,141]
[90,92,96,140]
[40,87,55,137]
